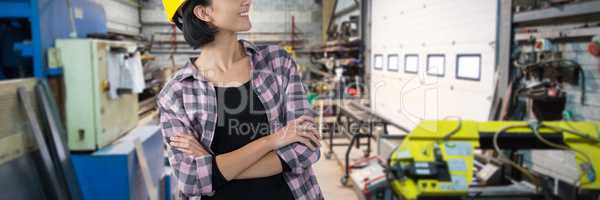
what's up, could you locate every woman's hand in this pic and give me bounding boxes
[266,116,321,151]
[169,134,209,157]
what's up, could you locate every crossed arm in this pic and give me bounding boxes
[168,116,320,181]
[235,151,283,179]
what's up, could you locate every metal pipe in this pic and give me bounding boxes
[65,0,78,38]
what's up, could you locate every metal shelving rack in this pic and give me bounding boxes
[513,0,600,24]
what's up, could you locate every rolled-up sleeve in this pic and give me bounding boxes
[158,82,214,199]
[276,49,321,175]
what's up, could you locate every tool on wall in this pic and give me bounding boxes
[503,36,586,121]
[512,59,585,120]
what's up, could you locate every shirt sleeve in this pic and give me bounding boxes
[274,47,321,175]
[158,82,215,199]
[278,154,292,172]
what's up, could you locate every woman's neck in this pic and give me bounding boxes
[197,31,245,72]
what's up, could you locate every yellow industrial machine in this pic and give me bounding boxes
[387,120,600,200]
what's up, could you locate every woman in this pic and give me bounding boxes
[157,0,323,199]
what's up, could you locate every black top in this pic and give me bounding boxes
[203,81,294,200]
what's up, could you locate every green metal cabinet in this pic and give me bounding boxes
[56,39,139,151]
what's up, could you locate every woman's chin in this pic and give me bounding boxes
[237,23,252,32]
[216,21,251,34]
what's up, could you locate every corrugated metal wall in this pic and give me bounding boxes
[93,0,141,36]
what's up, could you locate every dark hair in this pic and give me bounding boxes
[173,0,217,49]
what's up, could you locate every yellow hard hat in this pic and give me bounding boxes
[162,0,187,23]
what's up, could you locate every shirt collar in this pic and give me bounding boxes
[240,39,258,55]
[176,39,257,82]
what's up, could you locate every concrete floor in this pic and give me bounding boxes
[313,142,358,200]
[313,137,380,200]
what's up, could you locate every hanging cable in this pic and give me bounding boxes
[440,116,463,141]
[493,124,541,191]
[542,123,600,144]
[530,123,593,188]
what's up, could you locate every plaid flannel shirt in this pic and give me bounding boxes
[157,40,323,200]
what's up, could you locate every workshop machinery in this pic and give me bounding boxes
[0,0,109,80]
[387,120,600,200]
[56,39,139,151]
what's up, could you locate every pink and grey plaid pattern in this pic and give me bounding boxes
[157,40,323,200]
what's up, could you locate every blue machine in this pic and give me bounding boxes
[72,125,166,200]
[0,0,108,79]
